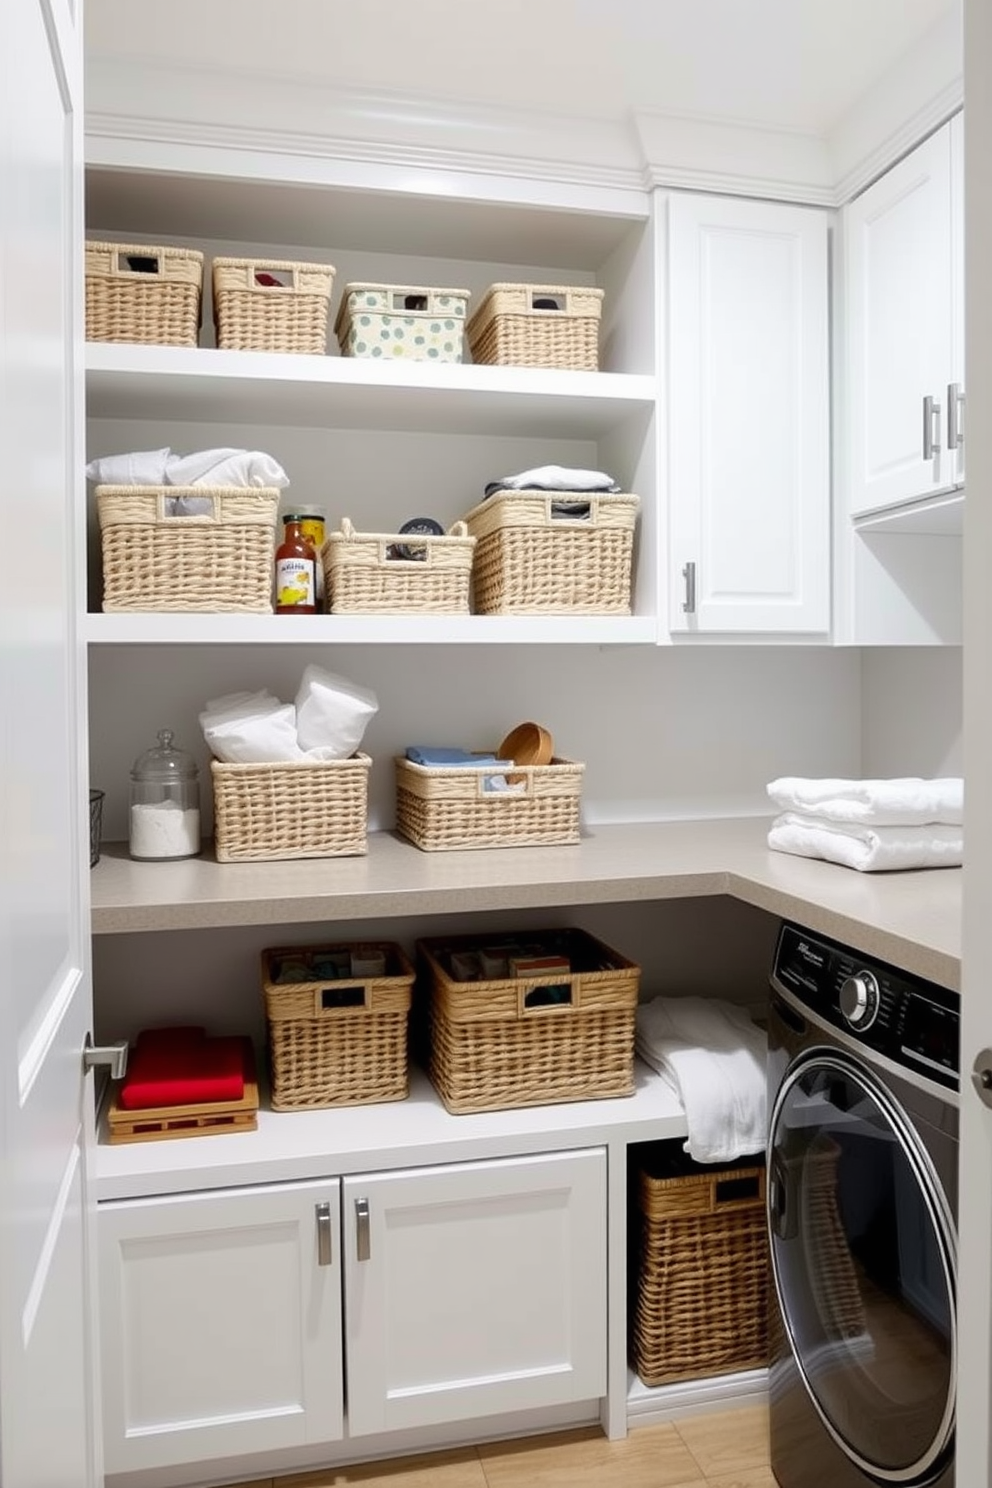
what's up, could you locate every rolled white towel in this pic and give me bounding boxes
[767,776,963,827]
[768,812,963,872]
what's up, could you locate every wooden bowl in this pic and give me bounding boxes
[498,721,554,773]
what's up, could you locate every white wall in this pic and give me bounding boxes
[860,647,963,775]
[89,644,862,839]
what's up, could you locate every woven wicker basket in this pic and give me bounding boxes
[262,941,414,1110]
[462,490,639,615]
[211,755,371,863]
[322,517,475,614]
[85,241,204,347]
[417,928,638,1114]
[96,485,280,613]
[335,282,470,361]
[466,283,604,371]
[212,257,336,354]
[630,1144,769,1387]
[395,755,584,851]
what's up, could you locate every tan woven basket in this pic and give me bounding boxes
[211,755,371,863]
[322,517,475,614]
[395,755,584,851]
[85,241,204,347]
[334,282,470,361]
[96,485,279,613]
[262,941,414,1110]
[212,257,336,354]
[417,928,638,1114]
[462,490,639,615]
[466,283,604,370]
[630,1146,769,1387]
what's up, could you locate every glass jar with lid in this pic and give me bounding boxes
[128,729,201,861]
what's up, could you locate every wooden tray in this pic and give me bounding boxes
[106,1038,259,1144]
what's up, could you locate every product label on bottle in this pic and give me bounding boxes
[276,557,315,608]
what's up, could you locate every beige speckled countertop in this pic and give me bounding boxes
[90,816,962,989]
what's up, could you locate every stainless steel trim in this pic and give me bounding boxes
[315,1202,333,1265]
[767,1046,957,1484]
[681,560,696,615]
[355,1197,371,1261]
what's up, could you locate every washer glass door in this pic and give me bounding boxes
[768,1050,956,1484]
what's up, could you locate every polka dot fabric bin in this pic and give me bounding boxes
[334,282,470,362]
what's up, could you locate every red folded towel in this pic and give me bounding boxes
[120,1027,246,1109]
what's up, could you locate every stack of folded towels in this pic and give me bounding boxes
[766,776,964,872]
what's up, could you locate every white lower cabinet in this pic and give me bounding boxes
[342,1149,607,1437]
[99,1178,345,1475]
[99,1148,607,1477]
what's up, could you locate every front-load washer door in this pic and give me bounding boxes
[768,1048,956,1485]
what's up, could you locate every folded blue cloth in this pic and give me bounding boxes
[405,746,501,767]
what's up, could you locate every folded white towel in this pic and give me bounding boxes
[295,666,379,760]
[767,776,963,827]
[484,464,621,497]
[768,812,963,872]
[635,996,766,1164]
[86,447,290,489]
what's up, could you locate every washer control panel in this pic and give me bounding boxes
[772,923,959,1090]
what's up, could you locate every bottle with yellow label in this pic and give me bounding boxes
[275,520,317,614]
[281,506,326,608]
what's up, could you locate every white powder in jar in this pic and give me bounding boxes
[130,802,201,859]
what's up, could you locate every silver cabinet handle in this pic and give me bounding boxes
[82,1034,128,1080]
[315,1202,333,1266]
[923,395,942,462]
[947,382,964,450]
[355,1197,371,1262]
[681,561,696,615]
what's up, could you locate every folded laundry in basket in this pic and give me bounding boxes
[766,776,963,827]
[85,446,290,489]
[405,747,505,767]
[767,813,963,872]
[636,996,766,1164]
[483,464,621,497]
[119,1027,246,1110]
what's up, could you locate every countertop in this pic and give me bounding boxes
[90,815,962,990]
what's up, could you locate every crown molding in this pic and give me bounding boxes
[85,28,963,214]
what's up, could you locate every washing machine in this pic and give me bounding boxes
[767,922,958,1488]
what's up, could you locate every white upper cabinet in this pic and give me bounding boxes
[844,115,965,522]
[665,192,830,637]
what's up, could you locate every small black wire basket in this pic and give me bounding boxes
[89,789,105,868]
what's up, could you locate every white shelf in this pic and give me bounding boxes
[82,612,657,646]
[93,1059,688,1201]
[852,488,964,535]
[85,343,657,436]
[85,158,648,270]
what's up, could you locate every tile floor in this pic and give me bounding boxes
[223,1403,774,1488]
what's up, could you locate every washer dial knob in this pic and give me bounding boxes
[839,971,880,1029]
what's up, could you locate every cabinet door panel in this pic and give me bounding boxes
[100,1179,343,1473]
[668,193,829,634]
[343,1148,606,1437]
[845,125,956,515]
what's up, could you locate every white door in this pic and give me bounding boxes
[343,1149,607,1437]
[99,1180,344,1473]
[666,192,830,635]
[845,123,958,517]
[0,1,98,1486]
[958,4,992,1476]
